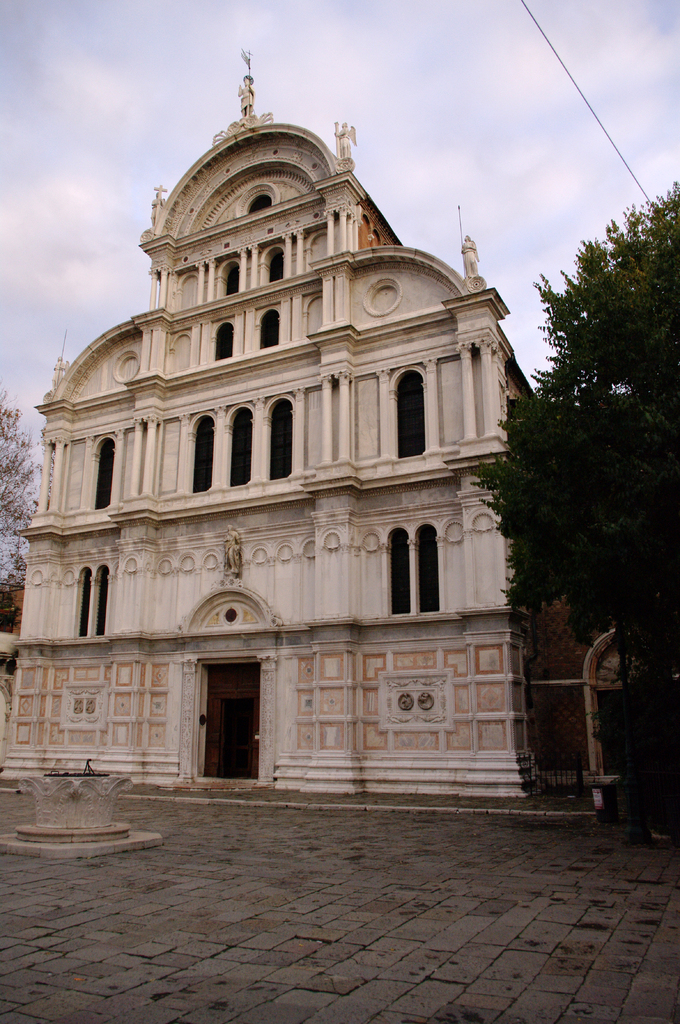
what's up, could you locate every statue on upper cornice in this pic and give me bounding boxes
[43,355,69,402]
[334,122,356,174]
[462,235,486,293]
[212,74,274,147]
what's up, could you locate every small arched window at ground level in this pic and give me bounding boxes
[226,266,239,295]
[94,438,115,509]
[95,565,109,636]
[216,323,234,360]
[78,568,92,637]
[390,529,410,614]
[397,372,426,458]
[193,417,214,493]
[418,525,440,612]
[231,408,253,487]
[261,310,280,349]
[270,400,293,480]
[269,252,284,282]
[249,195,272,213]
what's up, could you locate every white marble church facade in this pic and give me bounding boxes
[5,85,528,793]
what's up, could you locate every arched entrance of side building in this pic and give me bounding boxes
[583,631,620,775]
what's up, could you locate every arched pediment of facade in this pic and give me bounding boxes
[349,246,467,298]
[180,581,282,634]
[47,321,142,404]
[154,125,335,240]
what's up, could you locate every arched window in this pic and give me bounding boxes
[249,194,272,213]
[261,310,280,349]
[418,525,440,612]
[94,438,115,509]
[78,568,92,637]
[216,323,234,360]
[269,252,284,282]
[397,372,426,458]
[230,408,253,487]
[270,400,293,480]
[390,529,410,614]
[193,417,214,493]
[226,265,239,295]
[95,565,109,636]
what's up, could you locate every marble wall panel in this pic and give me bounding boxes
[477,683,505,713]
[475,645,504,675]
[454,686,470,713]
[319,688,344,715]
[362,654,386,681]
[298,690,314,716]
[394,651,436,670]
[394,731,439,751]
[298,658,314,684]
[478,720,507,750]
[363,724,388,750]
[363,688,379,716]
[444,650,468,677]
[297,724,314,750]
[320,654,344,680]
[320,723,344,750]
[446,722,472,749]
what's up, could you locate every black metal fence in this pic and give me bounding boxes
[518,752,585,797]
[639,764,680,846]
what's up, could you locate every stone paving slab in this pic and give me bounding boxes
[0,791,678,1024]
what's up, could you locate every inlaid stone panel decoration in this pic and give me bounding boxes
[320,654,344,680]
[363,654,386,681]
[446,722,472,749]
[475,644,504,675]
[444,650,468,677]
[478,720,507,751]
[476,683,505,713]
[380,673,449,728]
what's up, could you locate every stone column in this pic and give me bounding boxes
[141,328,152,372]
[339,208,348,252]
[284,233,293,278]
[291,294,302,341]
[213,406,226,489]
[199,323,210,365]
[196,262,205,305]
[293,387,306,476]
[179,658,198,780]
[177,414,190,494]
[424,358,439,452]
[141,416,159,496]
[167,271,177,312]
[295,229,305,274]
[480,339,501,437]
[322,276,334,325]
[408,538,417,614]
[338,371,352,462]
[244,308,255,353]
[49,439,66,512]
[257,655,277,783]
[437,534,446,612]
[234,311,245,356]
[148,269,158,311]
[326,211,335,256]
[159,267,169,308]
[110,429,125,505]
[261,403,271,481]
[280,298,291,345]
[378,368,392,461]
[239,248,248,291]
[38,439,54,512]
[459,341,477,441]
[79,436,95,509]
[250,245,259,290]
[130,418,144,497]
[190,323,201,366]
[320,374,333,464]
[251,397,265,482]
[206,259,216,304]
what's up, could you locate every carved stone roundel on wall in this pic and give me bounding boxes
[324,532,341,551]
[362,532,380,552]
[363,278,402,318]
[114,352,140,384]
[158,558,173,576]
[252,547,268,565]
[445,521,464,543]
[472,513,494,532]
[277,544,293,563]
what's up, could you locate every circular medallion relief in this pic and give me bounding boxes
[417,692,435,710]
[397,692,414,711]
[203,552,219,571]
[30,569,43,587]
[277,544,293,563]
[62,569,75,587]
[302,540,316,559]
[180,554,195,573]
[362,532,380,552]
[124,557,138,575]
[324,532,341,551]
[251,546,268,565]
[363,278,402,318]
[158,558,173,576]
[472,513,494,532]
[114,352,140,384]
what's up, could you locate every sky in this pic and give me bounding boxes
[1,0,678,452]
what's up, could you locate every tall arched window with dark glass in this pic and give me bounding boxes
[418,525,440,612]
[226,265,239,294]
[230,408,253,487]
[216,323,234,360]
[397,372,426,457]
[390,529,410,614]
[261,310,280,348]
[270,400,293,480]
[78,568,92,637]
[269,252,284,282]
[95,565,109,636]
[193,417,214,493]
[94,438,115,509]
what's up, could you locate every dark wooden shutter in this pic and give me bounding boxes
[390,529,410,614]
[397,372,426,457]
[418,525,440,612]
[230,409,253,486]
[193,418,214,493]
[94,439,115,509]
[270,401,292,480]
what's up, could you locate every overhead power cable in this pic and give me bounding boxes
[520,0,650,203]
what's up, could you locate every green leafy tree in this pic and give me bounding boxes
[0,384,36,589]
[478,186,680,839]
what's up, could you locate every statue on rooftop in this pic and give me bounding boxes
[462,235,486,292]
[334,122,357,174]
[239,75,255,119]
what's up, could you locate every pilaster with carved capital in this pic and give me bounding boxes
[179,658,198,779]
[257,655,277,782]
